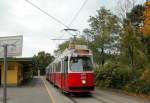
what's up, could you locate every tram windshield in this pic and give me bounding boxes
[70,57,93,72]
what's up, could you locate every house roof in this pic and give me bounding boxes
[0,57,33,69]
[0,57,32,62]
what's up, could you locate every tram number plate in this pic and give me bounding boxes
[80,73,86,79]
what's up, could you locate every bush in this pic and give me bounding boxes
[95,62,132,89]
[124,80,150,95]
[140,68,150,84]
[124,68,150,95]
[95,62,150,95]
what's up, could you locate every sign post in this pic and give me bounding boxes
[3,45,7,103]
[0,35,23,103]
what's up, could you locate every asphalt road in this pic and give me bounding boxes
[44,77,150,103]
[0,77,150,103]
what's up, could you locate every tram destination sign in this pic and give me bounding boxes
[0,35,23,57]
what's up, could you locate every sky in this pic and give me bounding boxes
[0,0,144,57]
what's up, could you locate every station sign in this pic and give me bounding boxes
[75,45,88,50]
[0,35,23,57]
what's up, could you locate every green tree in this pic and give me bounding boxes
[126,5,144,27]
[119,21,147,75]
[54,37,87,54]
[83,7,121,66]
[33,51,54,75]
[125,4,150,63]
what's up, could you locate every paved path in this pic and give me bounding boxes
[0,77,150,103]
[0,77,52,103]
[44,77,150,103]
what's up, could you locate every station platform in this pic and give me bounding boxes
[0,77,52,103]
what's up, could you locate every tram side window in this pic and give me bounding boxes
[53,64,55,73]
[51,65,52,73]
[52,64,54,72]
[54,64,55,72]
[55,63,58,72]
[61,61,64,72]
[62,61,64,72]
[64,57,68,73]
[54,64,56,72]
[56,62,61,72]
[58,62,61,72]
[50,66,51,73]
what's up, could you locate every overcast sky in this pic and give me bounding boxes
[0,0,143,57]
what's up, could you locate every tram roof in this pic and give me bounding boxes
[46,46,92,68]
[54,48,92,62]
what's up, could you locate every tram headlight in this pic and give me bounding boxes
[82,80,86,84]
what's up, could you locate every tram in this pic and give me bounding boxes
[46,44,94,93]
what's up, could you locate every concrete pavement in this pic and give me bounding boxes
[0,77,150,103]
[0,77,52,103]
[44,77,150,103]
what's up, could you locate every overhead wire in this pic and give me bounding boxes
[25,0,88,40]
[68,0,89,26]
[25,0,77,37]
[25,0,70,29]
[60,0,89,40]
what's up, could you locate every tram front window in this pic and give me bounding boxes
[70,57,93,72]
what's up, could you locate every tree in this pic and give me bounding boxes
[119,21,148,75]
[126,5,144,27]
[54,37,87,54]
[54,41,69,54]
[83,7,121,66]
[33,51,54,75]
[116,0,136,20]
[125,4,150,63]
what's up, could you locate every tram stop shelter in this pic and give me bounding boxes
[0,57,33,86]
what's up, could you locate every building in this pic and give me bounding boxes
[0,58,33,86]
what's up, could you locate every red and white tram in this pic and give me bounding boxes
[46,45,94,93]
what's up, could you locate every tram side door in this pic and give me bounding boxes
[62,57,68,90]
[61,60,64,89]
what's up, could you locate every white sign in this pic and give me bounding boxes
[0,35,23,57]
[75,45,88,49]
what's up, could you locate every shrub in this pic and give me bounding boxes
[124,68,150,95]
[124,80,150,95]
[95,62,132,89]
[140,68,150,84]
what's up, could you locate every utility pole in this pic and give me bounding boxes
[2,44,8,103]
[0,35,22,103]
[1,44,16,103]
